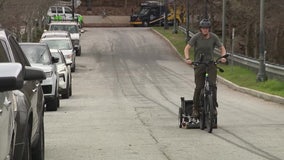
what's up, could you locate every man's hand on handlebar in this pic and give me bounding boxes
[219,57,227,63]
[185,58,192,65]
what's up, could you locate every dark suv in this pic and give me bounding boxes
[0,28,46,160]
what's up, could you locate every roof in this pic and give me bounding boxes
[49,21,79,25]
[41,30,71,38]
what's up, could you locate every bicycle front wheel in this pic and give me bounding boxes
[205,95,214,133]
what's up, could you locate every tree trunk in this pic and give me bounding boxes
[124,0,127,8]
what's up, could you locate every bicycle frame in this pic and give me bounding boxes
[200,68,215,133]
[193,54,229,133]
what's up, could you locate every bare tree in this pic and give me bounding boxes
[0,0,57,41]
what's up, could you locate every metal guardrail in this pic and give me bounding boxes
[179,26,284,80]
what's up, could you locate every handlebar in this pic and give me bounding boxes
[192,54,229,66]
[191,54,230,72]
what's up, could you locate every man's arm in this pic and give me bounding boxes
[184,44,192,64]
[220,45,227,63]
[220,45,226,56]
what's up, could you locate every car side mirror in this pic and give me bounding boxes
[52,56,59,63]
[0,63,24,91]
[24,66,46,81]
[0,63,45,92]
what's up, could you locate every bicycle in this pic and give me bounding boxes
[192,54,229,133]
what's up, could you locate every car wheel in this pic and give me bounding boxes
[22,124,32,160]
[46,96,59,111]
[71,61,76,72]
[77,48,81,56]
[69,76,72,97]
[32,119,44,160]
[61,77,70,99]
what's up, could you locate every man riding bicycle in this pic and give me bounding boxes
[184,19,227,119]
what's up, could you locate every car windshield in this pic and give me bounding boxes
[20,45,51,65]
[41,39,72,50]
[50,24,79,33]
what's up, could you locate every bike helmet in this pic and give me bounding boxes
[199,19,211,28]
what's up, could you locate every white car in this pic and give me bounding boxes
[19,42,60,111]
[50,49,72,99]
[40,36,76,72]
[48,21,82,56]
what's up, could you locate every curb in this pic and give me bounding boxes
[151,28,284,105]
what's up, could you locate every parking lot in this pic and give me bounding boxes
[44,27,284,160]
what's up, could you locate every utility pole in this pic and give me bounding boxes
[87,0,92,12]
[172,0,178,34]
[204,0,208,19]
[72,0,75,20]
[222,0,226,45]
[185,0,190,42]
[257,0,267,82]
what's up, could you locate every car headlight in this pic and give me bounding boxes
[64,54,72,59]
[45,71,53,77]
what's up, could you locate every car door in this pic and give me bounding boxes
[8,36,40,139]
[0,39,15,160]
[0,92,15,160]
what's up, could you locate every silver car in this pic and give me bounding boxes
[20,42,60,111]
[0,64,17,160]
[50,49,72,99]
[48,21,82,56]
[40,36,76,72]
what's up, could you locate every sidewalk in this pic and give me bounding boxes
[82,15,130,27]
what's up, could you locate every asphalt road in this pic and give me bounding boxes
[44,27,284,160]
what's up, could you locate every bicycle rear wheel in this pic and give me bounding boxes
[205,95,214,133]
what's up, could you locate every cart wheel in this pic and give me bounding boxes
[178,107,183,128]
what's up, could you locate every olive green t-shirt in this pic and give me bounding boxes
[188,32,222,62]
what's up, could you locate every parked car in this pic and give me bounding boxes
[40,35,76,72]
[48,21,82,56]
[0,28,46,160]
[50,49,72,99]
[0,63,46,160]
[19,42,60,111]
[0,63,18,160]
